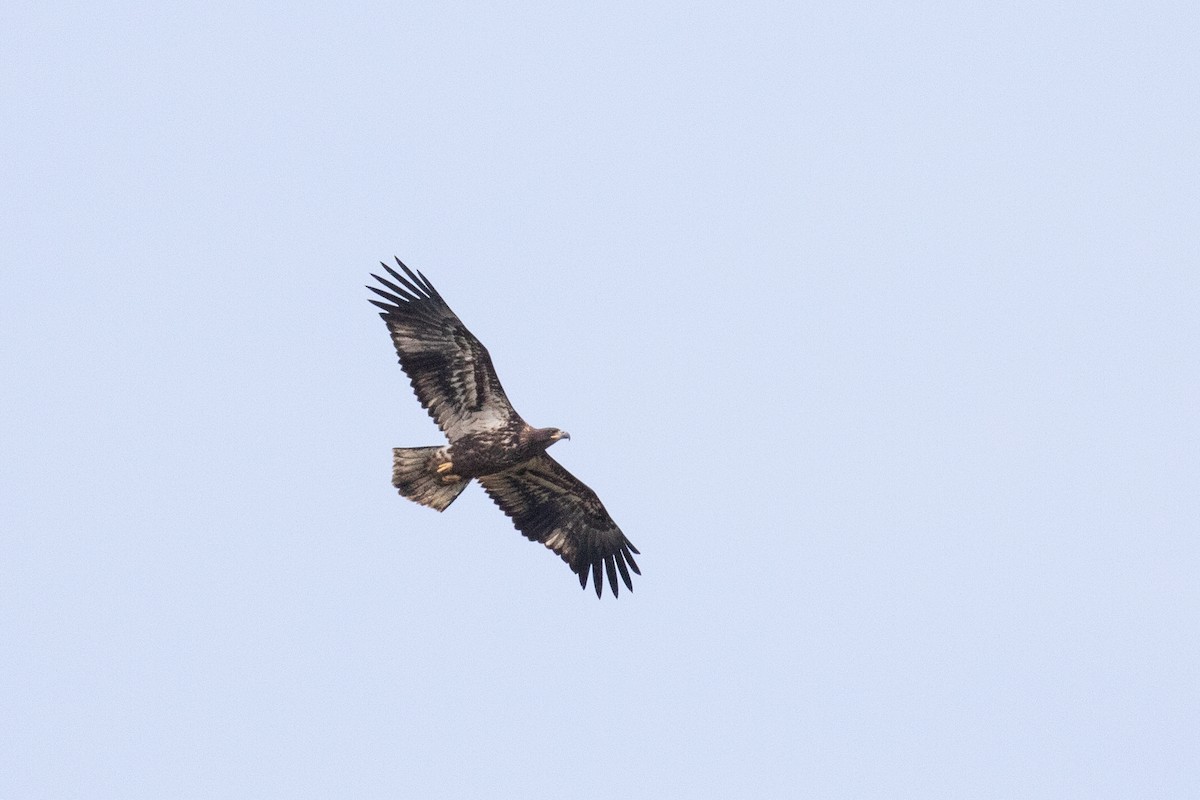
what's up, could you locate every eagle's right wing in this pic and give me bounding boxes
[478,453,640,598]
[368,260,521,440]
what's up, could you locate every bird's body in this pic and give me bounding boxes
[443,428,558,478]
[368,259,639,598]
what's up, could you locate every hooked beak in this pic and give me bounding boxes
[555,430,571,441]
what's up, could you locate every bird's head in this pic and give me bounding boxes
[535,427,571,447]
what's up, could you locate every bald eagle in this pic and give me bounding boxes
[368,259,640,598]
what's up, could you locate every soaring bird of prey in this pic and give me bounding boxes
[368,259,640,598]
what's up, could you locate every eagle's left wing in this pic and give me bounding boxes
[368,259,521,440]
[478,453,640,598]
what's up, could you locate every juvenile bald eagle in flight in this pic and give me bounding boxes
[368,259,640,598]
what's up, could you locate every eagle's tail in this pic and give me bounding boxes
[392,446,468,511]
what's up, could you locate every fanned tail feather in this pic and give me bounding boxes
[392,446,468,511]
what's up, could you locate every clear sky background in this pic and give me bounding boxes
[3,2,1198,797]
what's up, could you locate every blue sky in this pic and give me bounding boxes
[3,2,1198,797]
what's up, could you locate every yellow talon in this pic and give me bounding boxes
[436,462,454,474]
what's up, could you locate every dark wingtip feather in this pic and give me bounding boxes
[416,269,443,301]
[578,567,588,590]
[377,267,425,301]
[615,552,633,590]
[592,561,603,599]
[370,273,417,302]
[394,259,428,294]
[367,284,410,307]
[604,555,619,598]
[623,545,641,575]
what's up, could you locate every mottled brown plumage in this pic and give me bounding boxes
[369,259,639,598]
